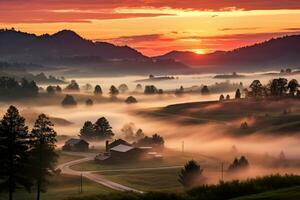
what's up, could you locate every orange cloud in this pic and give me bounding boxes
[1,0,300,23]
[99,31,300,56]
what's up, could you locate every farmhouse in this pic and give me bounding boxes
[95,139,161,163]
[62,138,89,152]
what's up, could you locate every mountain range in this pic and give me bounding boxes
[154,35,300,72]
[0,29,300,74]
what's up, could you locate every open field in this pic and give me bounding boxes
[142,98,300,135]
[70,149,218,171]
[99,168,182,192]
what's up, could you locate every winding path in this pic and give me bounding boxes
[57,151,143,193]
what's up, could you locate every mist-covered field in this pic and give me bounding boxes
[2,71,300,193]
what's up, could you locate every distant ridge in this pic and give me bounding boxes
[154,35,300,72]
[0,29,147,61]
[0,29,189,75]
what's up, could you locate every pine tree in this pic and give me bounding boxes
[93,117,114,140]
[79,121,94,139]
[0,106,32,200]
[178,160,204,188]
[29,114,58,200]
[235,89,241,99]
[94,85,102,95]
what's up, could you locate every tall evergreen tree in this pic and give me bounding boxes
[93,117,114,140]
[79,121,94,139]
[235,89,241,99]
[29,114,58,200]
[109,85,119,98]
[0,106,32,200]
[94,85,102,95]
[178,160,204,188]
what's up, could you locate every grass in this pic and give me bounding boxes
[232,186,300,200]
[99,168,182,192]
[145,98,300,135]
[0,175,112,200]
[70,149,210,171]
[0,152,112,200]
[56,151,84,165]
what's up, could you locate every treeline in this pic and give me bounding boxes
[67,174,300,200]
[0,106,58,200]
[246,78,299,98]
[0,77,38,98]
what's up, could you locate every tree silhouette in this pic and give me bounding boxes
[269,78,288,97]
[94,85,102,95]
[93,117,114,140]
[158,89,164,94]
[287,79,299,96]
[61,95,77,106]
[118,84,129,93]
[85,99,93,106]
[135,84,143,91]
[0,106,32,200]
[46,86,55,95]
[144,85,158,94]
[125,96,138,104]
[228,156,250,172]
[29,114,58,200]
[226,94,230,100]
[178,160,204,188]
[65,80,80,91]
[175,86,184,96]
[219,94,225,101]
[56,85,62,93]
[201,85,209,95]
[235,89,241,99]
[79,121,94,140]
[109,85,119,98]
[250,80,263,97]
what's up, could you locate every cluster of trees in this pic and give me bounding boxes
[228,156,250,172]
[219,89,241,101]
[0,106,57,200]
[144,85,163,94]
[120,122,145,142]
[135,133,165,149]
[46,85,62,95]
[79,117,114,140]
[178,160,205,188]
[246,78,299,98]
[0,77,39,98]
[64,80,80,91]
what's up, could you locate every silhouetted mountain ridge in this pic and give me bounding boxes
[0,29,190,75]
[0,29,148,62]
[154,35,300,72]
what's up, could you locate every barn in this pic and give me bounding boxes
[62,138,89,152]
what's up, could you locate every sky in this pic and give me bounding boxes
[1,0,300,56]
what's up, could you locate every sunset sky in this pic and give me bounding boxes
[1,0,300,56]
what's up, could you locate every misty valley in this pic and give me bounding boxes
[1,70,300,200]
[1,5,300,199]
